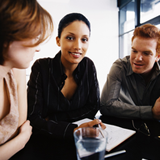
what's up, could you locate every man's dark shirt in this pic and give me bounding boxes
[100,56,160,119]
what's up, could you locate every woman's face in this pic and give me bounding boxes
[3,38,40,69]
[56,21,90,67]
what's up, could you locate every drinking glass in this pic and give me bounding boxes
[73,127,107,160]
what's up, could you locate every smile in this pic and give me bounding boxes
[133,62,144,69]
[68,51,82,58]
[69,51,82,55]
[134,63,143,66]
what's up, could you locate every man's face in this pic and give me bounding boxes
[130,36,159,77]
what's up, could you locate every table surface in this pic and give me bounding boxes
[10,115,160,160]
[100,115,160,160]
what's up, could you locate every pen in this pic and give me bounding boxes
[94,117,105,138]
[98,123,105,138]
[104,150,126,158]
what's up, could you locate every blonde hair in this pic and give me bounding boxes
[0,0,54,64]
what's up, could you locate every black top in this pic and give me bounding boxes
[27,51,100,139]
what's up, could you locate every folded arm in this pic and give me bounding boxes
[0,120,32,160]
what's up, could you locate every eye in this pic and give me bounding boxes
[131,49,137,53]
[143,51,152,56]
[66,36,74,40]
[82,37,88,42]
[143,52,149,55]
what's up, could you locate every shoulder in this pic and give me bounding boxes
[82,56,94,64]
[32,53,60,69]
[33,57,53,67]
[109,56,130,77]
[111,56,130,71]
[114,56,130,67]
[30,57,55,74]
[81,56,96,70]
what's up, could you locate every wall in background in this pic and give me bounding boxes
[27,0,119,94]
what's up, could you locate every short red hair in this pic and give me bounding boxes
[132,24,160,54]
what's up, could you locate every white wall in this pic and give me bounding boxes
[27,0,119,94]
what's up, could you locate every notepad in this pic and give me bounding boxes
[73,118,136,152]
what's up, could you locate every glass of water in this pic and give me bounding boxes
[73,127,107,160]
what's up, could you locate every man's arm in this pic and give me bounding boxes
[100,60,153,119]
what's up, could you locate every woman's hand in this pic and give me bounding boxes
[74,119,106,132]
[0,120,32,160]
[18,120,32,147]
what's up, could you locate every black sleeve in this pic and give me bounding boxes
[27,59,78,139]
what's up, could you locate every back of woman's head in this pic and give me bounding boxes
[132,24,160,53]
[0,0,53,64]
[58,13,91,38]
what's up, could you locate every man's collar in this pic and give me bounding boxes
[156,60,160,71]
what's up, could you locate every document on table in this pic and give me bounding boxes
[73,118,136,152]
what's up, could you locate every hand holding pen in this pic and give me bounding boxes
[93,117,108,139]
[73,118,106,132]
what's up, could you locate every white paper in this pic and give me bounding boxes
[73,118,136,152]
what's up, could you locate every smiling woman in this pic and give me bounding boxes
[56,20,90,72]
[27,13,104,160]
